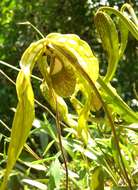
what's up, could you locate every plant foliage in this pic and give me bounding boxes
[0,2,138,190]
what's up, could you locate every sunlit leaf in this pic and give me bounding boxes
[48,158,63,190]
[94,11,119,83]
[22,179,47,190]
[90,166,104,190]
[1,71,35,190]
[23,162,47,171]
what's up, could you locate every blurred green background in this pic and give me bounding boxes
[0,0,138,125]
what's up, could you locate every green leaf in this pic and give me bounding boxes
[1,71,35,190]
[94,11,119,83]
[124,123,138,132]
[22,179,47,190]
[48,158,63,190]
[1,38,46,190]
[99,6,138,40]
[112,186,138,190]
[98,77,138,123]
[23,161,47,171]
[118,19,128,59]
[78,92,92,144]
[90,166,104,190]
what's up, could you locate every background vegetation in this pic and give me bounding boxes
[0,0,138,189]
[0,0,138,123]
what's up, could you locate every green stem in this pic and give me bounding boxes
[52,90,69,190]
[133,83,138,100]
[17,21,45,39]
[0,60,42,81]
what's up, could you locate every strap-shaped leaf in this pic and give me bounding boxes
[1,72,35,190]
[1,40,46,190]
[91,166,104,190]
[118,19,128,59]
[94,11,119,83]
[121,3,138,26]
[95,4,138,83]
[99,6,138,40]
[98,77,138,123]
[78,92,92,144]
[118,3,137,58]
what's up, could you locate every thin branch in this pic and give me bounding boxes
[0,69,16,85]
[133,83,138,100]
[0,60,42,81]
[17,21,45,39]
[34,99,67,128]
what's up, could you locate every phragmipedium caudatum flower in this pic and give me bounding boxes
[1,33,99,190]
